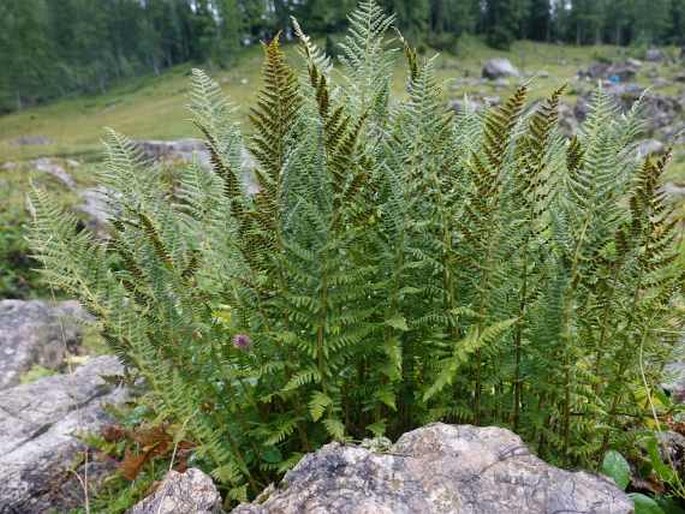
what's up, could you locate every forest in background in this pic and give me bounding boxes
[2,0,685,113]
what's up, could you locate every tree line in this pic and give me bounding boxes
[2,0,685,113]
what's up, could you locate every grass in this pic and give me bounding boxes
[3,36,681,163]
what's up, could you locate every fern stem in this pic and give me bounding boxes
[512,249,528,431]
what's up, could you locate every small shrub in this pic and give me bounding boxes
[30,0,684,503]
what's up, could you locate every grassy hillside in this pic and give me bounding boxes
[0,36,659,163]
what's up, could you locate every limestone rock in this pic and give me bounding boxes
[76,186,119,238]
[32,157,76,190]
[0,299,90,390]
[0,356,126,513]
[11,135,53,146]
[127,468,223,514]
[233,423,631,514]
[482,58,519,80]
[636,139,665,159]
[646,48,665,62]
[135,138,210,166]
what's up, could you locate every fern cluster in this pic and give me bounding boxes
[30,0,684,501]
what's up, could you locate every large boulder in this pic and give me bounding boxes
[482,58,519,80]
[127,468,223,514]
[0,356,126,513]
[233,423,631,514]
[645,48,665,62]
[0,300,90,390]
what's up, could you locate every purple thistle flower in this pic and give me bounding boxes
[232,333,252,351]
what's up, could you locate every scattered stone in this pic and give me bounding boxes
[66,159,81,168]
[655,431,685,479]
[661,182,685,199]
[76,186,119,238]
[626,58,643,68]
[482,58,520,80]
[607,63,639,82]
[663,356,685,401]
[128,468,223,514]
[645,48,665,62]
[135,139,210,166]
[579,61,639,82]
[558,103,580,136]
[574,96,591,122]
[11,135,53,146]
[0,300,90,390]
[1,161,18,171]
[652,77,671,88]
[233,423,631,514]
[0,356,126,513]
[636,139,665,159]
[32,157,76,190]
[493,77,510,88]
[580,61,610,80]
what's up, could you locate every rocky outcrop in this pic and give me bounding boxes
[135,138,210,166]
[0,300,90,390]
[127,468,223,514]
[233,423,631,514]
[0,356,126,513]
[482,58,519,80]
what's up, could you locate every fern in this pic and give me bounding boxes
[29,0,684,504]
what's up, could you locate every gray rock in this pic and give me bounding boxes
[626,58,643,68]
[558,103,580,137]
[0,356,126,513]
[135,138,210,166]
[32,157,76,190]
[663,356,685,401]
[652,77,671,88]
[233,423,631,514]
[656,431,685,479]
[662,182,685,200]
[0,300,90,390]
[127,468,223,514]
[76,186,120,238]
[482,58,519,80]
[580,62,610,80]
[579,62,639,82]
[134,139,259,195]
[646,48,665,62]
[607,64,639,82]
[636,139,665,159]
[11,135,53,146]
